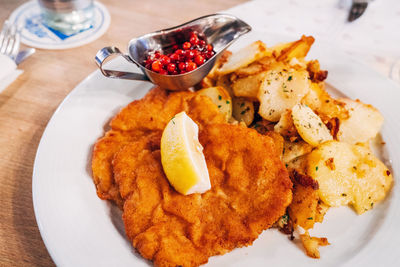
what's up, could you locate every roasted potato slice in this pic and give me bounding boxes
[274,109,298,138]
[258,68,310,121]
[232,71,267,99]
[217,41,270,75]
[199,76,215,88]
[283,140,313,164]
[276,35,315,62]
[234,62,264,77]
[307,141,393,214]
[288,171,319,230]
[197,86,232,121]
[337,98,384,144]
[207,50,232,80]
[232,97,254,126]
[291,104,333,146]
[301,82,349,122]
[215,75,234,97]
[300,231,329,259]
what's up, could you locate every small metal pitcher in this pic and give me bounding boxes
[95,14,251,90]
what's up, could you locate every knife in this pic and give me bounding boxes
[15,48,35,65]
[348,0,370,22]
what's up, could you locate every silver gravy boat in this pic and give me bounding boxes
[95,14,251,91]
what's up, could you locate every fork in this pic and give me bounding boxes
[0,20,20,61]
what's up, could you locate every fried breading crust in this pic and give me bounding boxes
[114,124,292,267]
[92,87,226,204]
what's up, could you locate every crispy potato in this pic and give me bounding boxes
[207,50,232,80]
[276,35,315,62]
[315,201,329,223]
[234,62,264,77]
[215,75,234,97]
[283,140,313,164]
[274,110,298,138]
[337,98,384,144]
[289,186,319,230]
[307,141,393,214]
[291,104,333,146]
[286,154,308,173]
[199,77,215,88]
[232,71,268,99]
[300,231,329,259]
[301,83,349,122]
[289,57,307,68]
[258,68,310,121]
[307,60,328,83]
[217,41,270,75]
[197,86,232,121]
[288,179,319,230]
[232,97,254,126]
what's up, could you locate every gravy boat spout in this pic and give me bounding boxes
[95,14,251,90]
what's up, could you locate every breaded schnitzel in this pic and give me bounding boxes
[92,88,292,266]
[113,124,292,267]
[92,88,226,205]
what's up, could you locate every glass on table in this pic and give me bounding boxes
[38,0,94,35]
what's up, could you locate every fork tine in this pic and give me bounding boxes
[0,20,9,52]
[5,25,17,57]
[0,28,11,54]
[10,28,21,60]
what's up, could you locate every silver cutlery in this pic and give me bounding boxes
[0,20,20,60]
[348,0,370,22]
[0,20,36,65]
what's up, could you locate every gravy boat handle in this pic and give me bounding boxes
[95,46,149,81]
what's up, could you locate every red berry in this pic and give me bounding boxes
[154,51,161,58]
[178,62,186,71]
[205,50,214,59]
[151,60,162,72]
[160,55,171,65]
[198,40,206,47]
[186,50,195,59]
[170,53,179,62]
[175,49,184,56]
[194,55,205,66]
[192,50,200,57]
[182,42,191,50]
[190,35,199,45]
[159,69,168,75]
[186,61,197,72]
[167,63,176,73]
[172,44,179,50]
[206,44,213,51]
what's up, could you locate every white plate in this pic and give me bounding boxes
[32,32,400,267]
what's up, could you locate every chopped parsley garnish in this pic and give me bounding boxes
[218,105,222,108]
[316,166,319,171]
[218,95,222,100]
[226,100,230,104]
[307,217,313,220]
[288,76,293,81]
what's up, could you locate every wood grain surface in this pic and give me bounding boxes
[0,0,247,265]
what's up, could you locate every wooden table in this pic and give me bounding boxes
[0,0,247,265]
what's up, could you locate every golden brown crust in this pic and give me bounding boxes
[114,124,292,267]
[91,87,226,205]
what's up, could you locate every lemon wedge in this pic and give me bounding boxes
[160,111,211,195]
